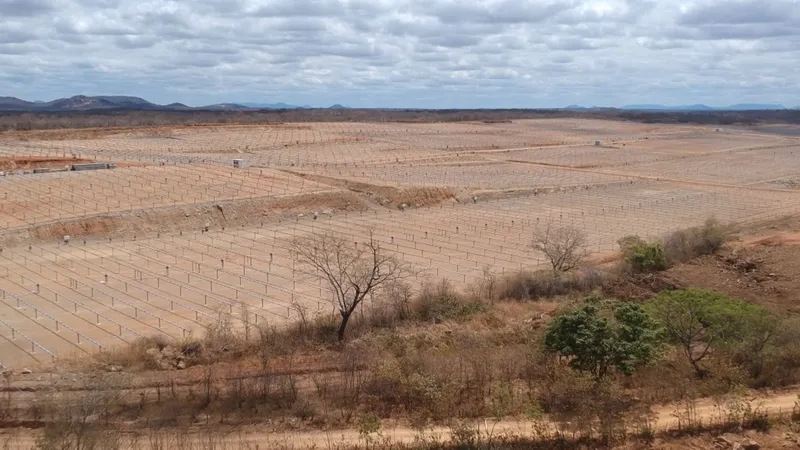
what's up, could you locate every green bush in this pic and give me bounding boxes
[646,288,778,377]
[618,236,669,273]
[544,301,664,379]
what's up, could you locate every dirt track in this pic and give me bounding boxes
[1,389,797,448]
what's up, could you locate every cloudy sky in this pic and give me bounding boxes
[1,0,798,108]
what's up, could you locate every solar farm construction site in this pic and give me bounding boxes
[1,118,799,369]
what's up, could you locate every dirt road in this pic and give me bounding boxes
[238,390,800,447]
[2,389,796,449]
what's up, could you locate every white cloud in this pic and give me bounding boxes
[0,0,797,107]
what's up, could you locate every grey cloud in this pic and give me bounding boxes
[555,0,657,24]
[174,41,241,55]
[0,0,53,17]
[114,35,159,50]
[668,24,799,40]
[545,36,599,50]
[423,33,483,48]
[0,44,32,55]
[636,37,690,50]
[250,0,350,18]
[421,0,576,24]
[678,0,796,25]
[550,55,574,64]
[0,0,797,108]
[0,28,37,44]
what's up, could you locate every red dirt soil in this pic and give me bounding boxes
[0,156,93,171]
[657,232,800,314]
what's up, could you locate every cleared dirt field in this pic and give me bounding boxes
[0,165,338,228]
[1,118,800,370]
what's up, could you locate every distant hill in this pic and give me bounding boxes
[621,104,787,111]
[0,95,322,112]
[726,104,787,111]
[562,105,617,111]
[0,96,35,111]
[240,102,310,109]
[197,103,253,111]
[0,95,167,111]
[45,95,165,111]
[328,104,348,109]
[164,102,191,110]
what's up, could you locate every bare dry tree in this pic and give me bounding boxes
[290,229,409,342]
[532,224,589,276]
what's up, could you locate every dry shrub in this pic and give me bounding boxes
[415,280,486,323]
[202,307,245,354]
[711,386,771,433]
[747,317,800,387]
[259,313,339,357]
[523,354,636,444]
[355,331,529,422]
[93,334,172,371]
[500,268,611,301]
[95,313,249,371]
[379,280,415,324]
[468,266,500,304]
[623,348,747,407]
[35,376,128,450]
[525,355,594,416]
[662,217,731,265]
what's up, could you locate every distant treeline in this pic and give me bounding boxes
[1,108,799,132]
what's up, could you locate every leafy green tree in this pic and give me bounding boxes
[544,302,663,380]
[646,288,777,377]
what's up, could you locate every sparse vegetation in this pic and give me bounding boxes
[500,268,610,301]
[531,224,589,276]
[0,103,798,450]
[4,261,800,449]
[290,229,410,342]
[415,280,487,322]
[662,217,732,264]
[619,218,732,274]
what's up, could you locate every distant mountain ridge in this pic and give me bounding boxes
[240,102,312,109]
[0,95,341,112]
[620,103,788,111]
[0,95,786,112]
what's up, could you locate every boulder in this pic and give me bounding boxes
[742,439,760,450]
[161,346,178,359]
[715,436,733,447]
[156,360,172,371]
[20,368,32,375]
